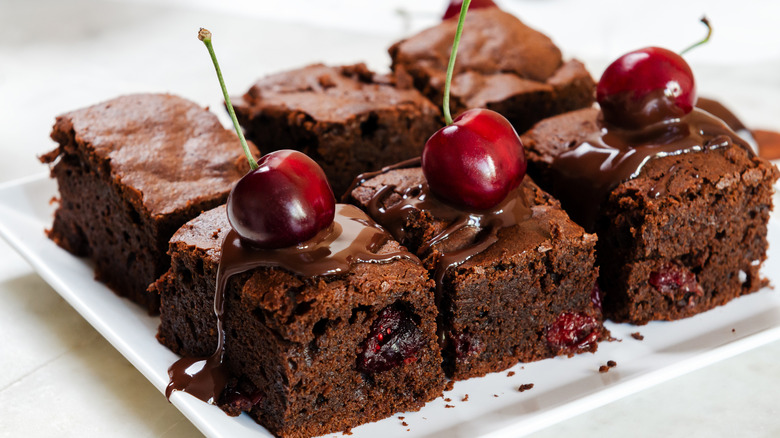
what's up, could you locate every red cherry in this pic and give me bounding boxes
[597,47,696,129]
[226,150,335,248]
[442,0,497,20]
[422,109,527,210]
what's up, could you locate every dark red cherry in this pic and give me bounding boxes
[356,305,425,374]
[422,108,527,210]
[597,47,696,129]
[442,0,497,20]
[227,150,335,248]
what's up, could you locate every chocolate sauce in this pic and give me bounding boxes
[166,204,413,404]
[696,96,757,152]
[354,162,533,288]
[550,108,752,231]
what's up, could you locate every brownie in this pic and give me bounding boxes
[40,93,256,313]
[389,8,596,134]
[154,204,445,437]
[233,63,442,195]
[522,107,779,323]
[348,164,605,380]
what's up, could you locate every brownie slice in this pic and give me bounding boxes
[40,93,256,313]
[154,205,445,437]
[233,63,442,195]
[522,107,779,324]
[389,8,596,134]
[348,166,605,380]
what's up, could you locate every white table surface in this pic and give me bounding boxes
[1,0,779,437]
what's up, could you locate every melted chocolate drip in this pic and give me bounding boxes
[166,204,413,404]
[550,108,753,231]
[696,96,757,152]
[352,161,532,288]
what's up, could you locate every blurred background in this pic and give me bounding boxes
[1,0,779,437]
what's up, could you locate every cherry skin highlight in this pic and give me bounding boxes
[442,0,497,20]
[422,108,527,210]
[597,47,696,129]
[226,150,335,249]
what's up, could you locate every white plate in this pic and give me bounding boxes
[1,174,779,438]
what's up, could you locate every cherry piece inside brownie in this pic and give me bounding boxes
[40,93,257,313]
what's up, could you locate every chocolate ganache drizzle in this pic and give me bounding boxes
[166,204,413,404]
[348,158,533,289]
[550,107,753,231]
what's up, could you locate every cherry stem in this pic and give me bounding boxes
[679,16,712,56]
[442,0,471,125]
[198,28,258,170]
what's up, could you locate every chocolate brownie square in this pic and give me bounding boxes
[154,204,445,437]
[233,63,442,195]
[348,163,605,380]
[40,93,256,313]
[389,8,596,134]
[522,107,779,323]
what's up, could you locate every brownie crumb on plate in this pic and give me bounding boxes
[518,383,534,392]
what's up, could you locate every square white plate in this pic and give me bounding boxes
[1,174,779,438]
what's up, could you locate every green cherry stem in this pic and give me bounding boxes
[442,0,471,125]
[198,28,258,170]
[679,16,712,56]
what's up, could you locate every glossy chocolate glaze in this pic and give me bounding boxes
[696,96,757,152]
[351,158,533,288]
[166,204,413,404]
[550,108,752,231]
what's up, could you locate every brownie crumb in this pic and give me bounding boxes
[599,365,610,373]
[444,398,451,402]
[444,381,455,391]
[398,416,405,420]
[631,332,644,341]
[517,383,534,392]
[462,394,469,402]
[732,328,736,333]
[493,394,499,398]
[607,360,617,368]
[342,428,353,436]
[402,421,409,427]
[507,371,515,377]
[445,404,455,409]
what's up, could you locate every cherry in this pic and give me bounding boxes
[596,18,711,129]
[422,0,526,210]
[442,0,497,20]
[597,47,696,129]
[226,150,335,248]
[356,305,425,374]
[423,109,526,209]
[198,29,335,248]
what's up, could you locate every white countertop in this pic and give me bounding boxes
[1,0,779,436]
